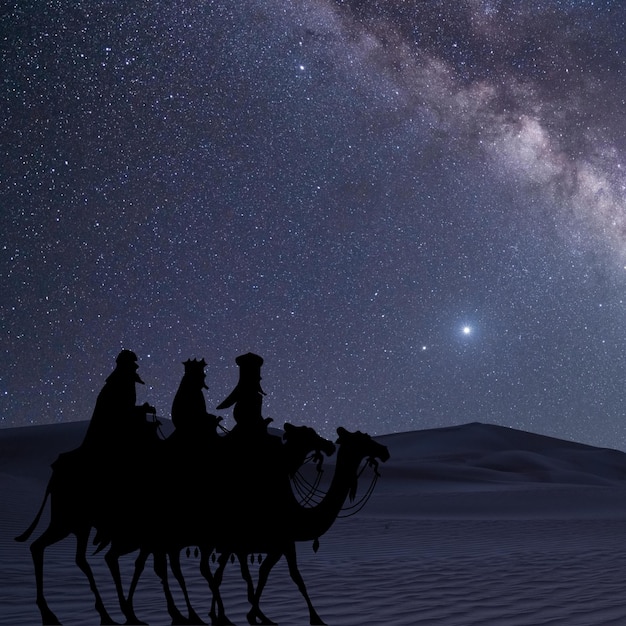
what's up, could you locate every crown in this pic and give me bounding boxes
[183,358,207,370]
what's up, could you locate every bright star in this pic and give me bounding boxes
[462,326,472,335]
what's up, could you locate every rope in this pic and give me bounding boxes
[337,471,378,518]
[291,454,326,507]
[292,470,325,507]
[338,458,380,518]
[290,456,382,516]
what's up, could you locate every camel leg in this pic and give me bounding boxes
[236,555,273,625]
[126,547,148,608]
[208,553,226,624]
[200,551,232,626]
[247,552,280,626]
[153,550,189,625]
[237,554,255,608]
[30,524,68,625]
[74,530,117,625]
[169,550,205,624]
[105,547,147,625]
[284,544,325,626]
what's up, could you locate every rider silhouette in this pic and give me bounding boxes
[81,349,158,454]
[71,350,160,549]
[216,352,269,436]
[171,358,221,442]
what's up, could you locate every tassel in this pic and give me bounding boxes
[230,554,235,564]
[349,479,357,502]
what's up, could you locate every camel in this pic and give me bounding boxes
[210,427,390,625]
[15,453,122,625]
[120,425,388,626]
[115,422,337,625]
[15,418,336,625]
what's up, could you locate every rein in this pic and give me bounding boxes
[291,454,326,507]
[290,456,382,516]
[337,463,380,519]
[337,458,379,518]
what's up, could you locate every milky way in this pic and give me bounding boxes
[2,1,625,448]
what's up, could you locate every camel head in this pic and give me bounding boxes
[283,423,337,476]
[335,427,390,465]
[335,427,390,503]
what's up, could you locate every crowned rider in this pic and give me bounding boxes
[171,358,222,442]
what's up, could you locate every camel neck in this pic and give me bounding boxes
[292,444,363,541]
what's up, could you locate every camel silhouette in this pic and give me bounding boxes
[16,415,337,625]
[215,426,390,625]
[114,420,337,626]
[115,424,387,626]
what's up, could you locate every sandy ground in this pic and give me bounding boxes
[4,420,626,625]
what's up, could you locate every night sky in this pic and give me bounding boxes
[2,1,626,449]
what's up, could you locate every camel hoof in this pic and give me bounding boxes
[187,610,207,625]
[39,606,62,625]
[122,603,147,625]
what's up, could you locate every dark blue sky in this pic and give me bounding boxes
[2,0,626,448]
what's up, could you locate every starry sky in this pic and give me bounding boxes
[2,0,626,449]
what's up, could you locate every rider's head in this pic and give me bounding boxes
[114,349,144,384]
[183,358,209,390]
[216,352,266,410]
[235,352,264,387]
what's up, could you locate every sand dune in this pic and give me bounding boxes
[3,421,626,625]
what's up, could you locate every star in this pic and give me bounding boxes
[1,0,625,451]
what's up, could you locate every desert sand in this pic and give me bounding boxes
[3,420,626,625]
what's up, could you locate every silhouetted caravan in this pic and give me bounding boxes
[15,350,389,626]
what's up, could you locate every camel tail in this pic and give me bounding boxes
[14,483,51,542]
